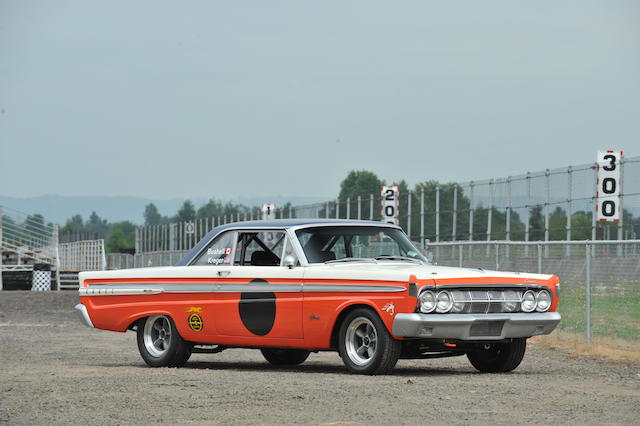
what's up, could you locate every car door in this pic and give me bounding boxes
[213,230,304,339]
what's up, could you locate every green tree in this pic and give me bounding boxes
[85,211,109,239]
[61,214,84,234]
[339,170,384,201]
[175,200,196,223]
[105,221,136,253]
[549,206,567,240]
[528,206,544,240]
[144,203,163,226]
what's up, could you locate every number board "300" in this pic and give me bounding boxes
[596,150,623,222]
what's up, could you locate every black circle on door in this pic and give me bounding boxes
[239,279,276,336]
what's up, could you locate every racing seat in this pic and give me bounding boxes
[250,250,280,266]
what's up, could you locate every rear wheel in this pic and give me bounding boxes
[261,348,310,366]
[338,308,401,375]
[467,338,526,373]
[137,315,192,367]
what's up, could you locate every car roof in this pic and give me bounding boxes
[175,219,399,266]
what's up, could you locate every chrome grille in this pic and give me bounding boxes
[450,288,523,314]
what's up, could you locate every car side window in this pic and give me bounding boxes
[192,231,235,265]
[234,231,287,266]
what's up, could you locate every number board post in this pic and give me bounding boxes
[596,151,622,223]
[262,203,276,221]
[380,186,400,226]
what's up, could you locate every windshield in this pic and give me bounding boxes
[295,226,427,264]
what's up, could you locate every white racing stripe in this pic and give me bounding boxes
[80,282,406,295]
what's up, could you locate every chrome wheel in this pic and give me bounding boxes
[143,315,172,358]
[345,317,378,366]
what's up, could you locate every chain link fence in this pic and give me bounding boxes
[425,240,640,351]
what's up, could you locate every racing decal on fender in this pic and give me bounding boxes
[239,278,276,336]
[187,307,202,313]
[382,303,395,315]
[188,313,203,332]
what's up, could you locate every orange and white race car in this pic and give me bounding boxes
[75,219,561,375]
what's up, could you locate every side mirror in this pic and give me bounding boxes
[283,255,296,269]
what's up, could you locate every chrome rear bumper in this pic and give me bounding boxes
[392,312,561,340]
[74,303,94,328]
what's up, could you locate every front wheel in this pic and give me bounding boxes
[338,308,401,375]
[467,338,526,373]
[261,348,310,366]
[137,315,192,367]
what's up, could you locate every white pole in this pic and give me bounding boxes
[0,207,3,291]
[435,186,440,243]
[407,191,412,238]
[420,189,425,249]
[452,186,457,242]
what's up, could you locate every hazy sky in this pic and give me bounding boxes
[1,1,638,200]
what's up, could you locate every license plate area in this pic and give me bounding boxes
[470,321,504,337]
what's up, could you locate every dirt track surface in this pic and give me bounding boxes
[1,292,639,425]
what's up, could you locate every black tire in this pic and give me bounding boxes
[261,348,310,366]
[338,308,401,375]
[136,315,192,367]
[467,338,527,373]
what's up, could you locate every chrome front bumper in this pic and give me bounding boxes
[74,303,94,328]
[392,312,561,340]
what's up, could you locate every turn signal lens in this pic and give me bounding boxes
[521,290,536,312]
[419,291,436,313]
[536,290,552,312]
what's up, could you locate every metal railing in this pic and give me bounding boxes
[1,206,59,289]
[135,156,640,253]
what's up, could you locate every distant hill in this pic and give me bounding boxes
[0,194,331,225]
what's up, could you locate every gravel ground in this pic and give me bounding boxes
[1,291,639,425]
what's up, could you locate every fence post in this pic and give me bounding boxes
[544,169,550,257]
[537,244,542,274]
[585,242,592,344]
[357,196,362,220]
[487,179,493,257]
[452,185,457,242]
[618,157,624,255]
[346,197,350,219]
[369,194,374,220]
[336,200,340,219]
[469,181,474,241]
[506,176,511,241]
[325,202,329,219]
[468,182,474,259]
[420,189,425,250]
[567,166,572,256]
[525,172,531,256]
[591,162,597,243]
[495,242,499,270]
[435,186,440,243]
[0,207,3,290]
[407,191,412,238]
[458,244,463,268]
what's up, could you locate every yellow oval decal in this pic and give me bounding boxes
[188,314,203,332]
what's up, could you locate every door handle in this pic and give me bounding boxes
[217,270,231,277]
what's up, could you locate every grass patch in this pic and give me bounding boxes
[556,282,640,342]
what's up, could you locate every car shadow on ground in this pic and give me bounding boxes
[98,360,495,377]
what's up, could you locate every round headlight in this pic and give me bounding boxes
[521,290,536,312]
[419,290,436,313]
[436,291,453,313]
[536,290,551,312]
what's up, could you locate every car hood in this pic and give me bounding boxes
[303,261,554,284]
